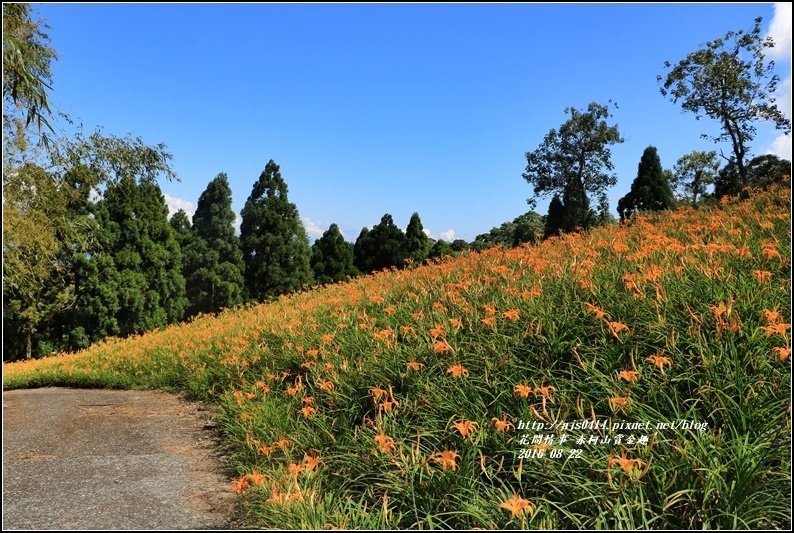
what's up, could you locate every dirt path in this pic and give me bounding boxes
[2,387,236,530]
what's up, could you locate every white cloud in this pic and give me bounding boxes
[765,4,792,159]
[766,3,791,60]
[767,133,792,160]
[440,229,456,242]
[422,228,431,237]
[163,194,195,219]
[302,216,324,240]
[234,212,242,234]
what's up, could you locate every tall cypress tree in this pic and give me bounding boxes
[367,214,407,271]
[404,212,430,264]
[618,146,675,220]
[240,160,312,300]
[353,227,373,274]
[311,223,357,285]
[184,173,245,316]
[83,175,187,339]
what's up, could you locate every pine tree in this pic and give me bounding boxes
[311,223,357,285]
[404,212,430,264]
[618,146,675,220]
[367,214,407,271]
[184,173,245,316]
[544,194,565,238]
[84,175,187,338]
[240,160,312,300]
[353,227,373,274]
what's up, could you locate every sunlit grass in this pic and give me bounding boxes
[4,183,791,529]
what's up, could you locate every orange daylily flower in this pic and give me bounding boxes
[446,364,469,378]
[762,309,782,324]
[452,419,479,437]
[300,405,316,418]
[753,270,772,283]
[607,453,645,481]
[760,323,791,337]
[774,347,791,361]
[406,361,425,371]
[257,445,275,457]
[383,305,396,315]
[378,399,400,413]
[449,318,463,329]
[484,304,496,316]
[321,333,334,344]
[491,415,514,432]
[618,370,640,383]
[481,316,497,328]
[513,384,533,398]
[503,308,520,320]
[288,462,305,478]
[430,324,446,339]
[374,433,396,453]
[646,353,672,369]
[318,380,335,391]
[608,395,631,411]
[434,340,452,354]
[303,453,322,472]
[584,302,606,320]
[607,321,629,339]
[302,396,314,405]
[499,495,535,518]
[369,386,388,401]
[400,325,415,336]
[255,381,270,393]
[432,450,460,471]
[534,384,556,399]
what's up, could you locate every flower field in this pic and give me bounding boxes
[4,184,791,529]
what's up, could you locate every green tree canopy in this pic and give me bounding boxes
[366,214,407,271]
[714,153,792,197]
[240,160,312,300]
[404,212,430,264]
[659,17,791,185]
[673,150,721,205]
[2,2,57,150]
[184,173,245,316]
[618,146,676,219]
[311,223,357,285]
[472,211,543,250]
[522,101,623,232]
[85,175,187,338]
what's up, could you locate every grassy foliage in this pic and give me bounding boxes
[4,184,791,529]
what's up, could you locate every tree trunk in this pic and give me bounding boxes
[26,332,32,360]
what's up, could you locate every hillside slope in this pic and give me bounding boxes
[4,184,791,529]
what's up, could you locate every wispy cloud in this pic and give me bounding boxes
[439,229,456,242]
[302,216,325,240]
[765,3,792,159]
[163,194,195,219]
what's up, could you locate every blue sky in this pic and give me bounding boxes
[35,3,791,242]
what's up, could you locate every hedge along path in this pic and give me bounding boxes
[2,387,236,530]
